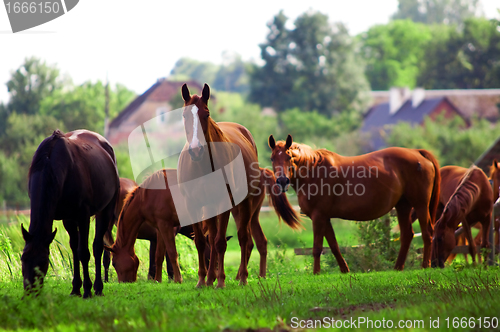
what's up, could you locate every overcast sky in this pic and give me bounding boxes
[1,0,499,103]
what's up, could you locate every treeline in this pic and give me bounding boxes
[0,58,136,207]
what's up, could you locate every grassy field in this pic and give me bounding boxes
[0,213,499,331]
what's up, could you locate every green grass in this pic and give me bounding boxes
[1,214,499,331]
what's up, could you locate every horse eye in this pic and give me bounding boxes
[270,158,274,162]
[286,155,292,161]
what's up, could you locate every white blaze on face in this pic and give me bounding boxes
[190,105,200,149]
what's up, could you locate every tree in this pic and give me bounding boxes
[169,58,218,86]
[5,57,62,116]
[360,20,432,90]
[417,18,500,89]
[249,10,370,116]
[392,0,483,25]
[40,81,136,134]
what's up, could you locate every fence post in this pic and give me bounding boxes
[489,180,495,266]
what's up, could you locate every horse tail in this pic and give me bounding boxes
[260,168,303,230]
[418,150,441,226]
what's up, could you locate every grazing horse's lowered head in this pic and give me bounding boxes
[181,83,211,161]
[21,225,57,293]
[268,134,294,193]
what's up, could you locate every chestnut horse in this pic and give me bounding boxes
[103,178,213,281]
[179,84,301,288]
[269,135,440,273]
[431,166,492,267]
[107,167,276,282]
[22,129,119,298]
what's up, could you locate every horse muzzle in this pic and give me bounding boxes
[276,176,290,193]
[188,143,205,161]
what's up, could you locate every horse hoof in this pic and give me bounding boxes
[239,279,248,286]
[216,282,226,289]
[340,267,350,273]
[83,292,92,299]
[196,281,206,288]
[70,291,81,297]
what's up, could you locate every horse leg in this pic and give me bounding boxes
[394,202,414,270]
[463,218,477,264]
[154,232,165,282]
[192,221,207,288]
[324,220,349,273]
[63,219,81,296]
[157,219,182,283]
[311,212,326,275]
[250,211,267,278]
[149,239,157,280]
[77,217,92,298]
[93,204,113,296]
[236,200,252,285]
[204,216,218,287]
[102,221,114,283]
[215,210,230,288]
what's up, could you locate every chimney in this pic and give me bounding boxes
[412,87,425,108]
[389,87,410,115]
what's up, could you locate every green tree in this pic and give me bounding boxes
[249,10,370,117]
[40,81,136,134]
[5,57,62,116]
[169,58,218,86]
[417,18,500,89]
[393,0,482,25]
[360,20,432,90]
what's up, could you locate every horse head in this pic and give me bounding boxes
[105,245,139,282]
[431,213,456,268]
[268,134,294,193]
[181,83,211,161]
[21,224,57,294]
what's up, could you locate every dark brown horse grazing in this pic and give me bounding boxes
[431,166,492,268]
[179,84,301,288]
[268,135,440,273]
[107,168,274,282]
[22,129,119,298]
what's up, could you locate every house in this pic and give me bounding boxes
[475,137,500,175]
[107,79,205,146]
[362,87,466,151]
[371,88,500,121]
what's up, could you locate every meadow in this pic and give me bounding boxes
[0,211,498,331]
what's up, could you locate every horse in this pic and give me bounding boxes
[268,135,440,273]
[431,166,492,267]
[178,84,301,288]
[22,129,119,298]
[106,167,274,283]
[103,178,216,281]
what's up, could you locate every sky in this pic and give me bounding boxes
[0,0,499,103]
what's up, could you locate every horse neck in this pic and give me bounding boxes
[114,191,143,253]
[206,118,228,143]
[290,146,333,184]
[442,180,480,229]
[28,163,62,237]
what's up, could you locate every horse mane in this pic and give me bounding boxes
[117,169,171,227]
[28,130,65,180]
[288,142,334,168]
[440,166,481,222]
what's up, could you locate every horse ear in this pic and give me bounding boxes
[268,135,276,150]
[494,159,499,169]
[21,224,32,242]
[285,134,293,149]
[181,84,191,103]
[104,245,115,253]
[201,83,210,103]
